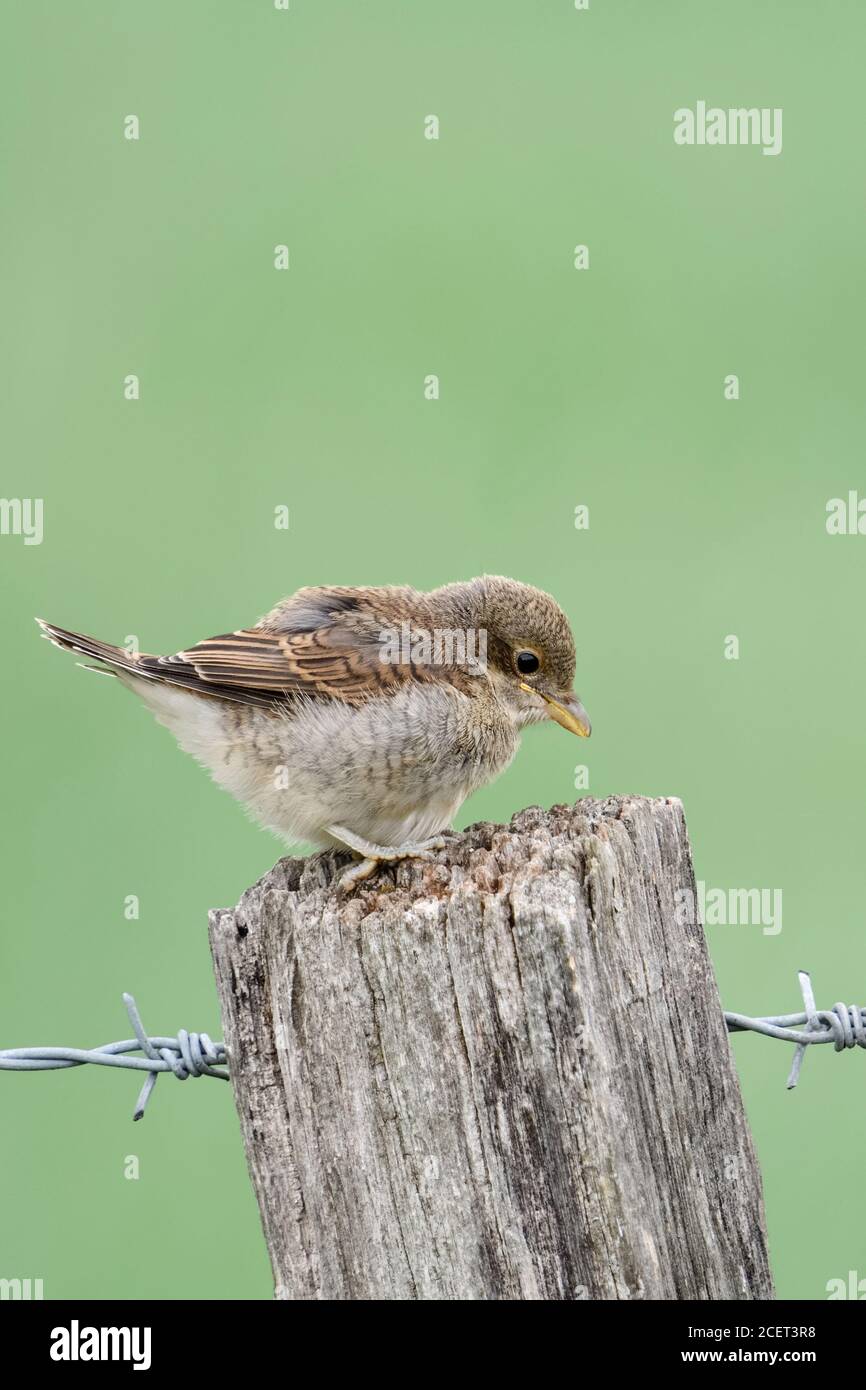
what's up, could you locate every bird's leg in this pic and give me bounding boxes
[326,824,453,893]
[328,824,453,861]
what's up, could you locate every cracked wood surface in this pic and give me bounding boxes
[209,796,774,1301]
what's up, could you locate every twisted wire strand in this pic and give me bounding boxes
[1,972,862,1120]
[725,971,866,1088]
[0,993,228,1120]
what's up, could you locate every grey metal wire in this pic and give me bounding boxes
[0,993,228,1120]
[725,970,866,1088]
[1,971,862,1121]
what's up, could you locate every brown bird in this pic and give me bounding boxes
[37,576,590,890]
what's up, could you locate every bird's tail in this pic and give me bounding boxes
[35,618,144,677]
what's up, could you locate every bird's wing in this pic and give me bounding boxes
[39,586,476,712]
[147,624,407,708]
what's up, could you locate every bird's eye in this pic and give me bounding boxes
[516,650,540,675]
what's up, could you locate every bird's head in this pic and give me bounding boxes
[437,575,591,737]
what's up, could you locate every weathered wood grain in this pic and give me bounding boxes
[209,796,774,1301]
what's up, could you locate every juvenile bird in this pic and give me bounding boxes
[37,576,590,891]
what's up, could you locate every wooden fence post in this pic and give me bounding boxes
[209,796,774,1301]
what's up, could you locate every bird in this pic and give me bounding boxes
[36,576,591,891]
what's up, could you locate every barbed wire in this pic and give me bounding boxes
[725,971,866,1088]
[0,993,227,1120]
[0,972,862,1120]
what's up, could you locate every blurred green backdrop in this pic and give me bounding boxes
[2,0,864,1301]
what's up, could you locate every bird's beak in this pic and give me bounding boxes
[519,683,591,737]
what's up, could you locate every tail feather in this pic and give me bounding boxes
[35,617,276,708]
[35,619,143,677]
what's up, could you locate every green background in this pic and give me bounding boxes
[2,1,864,1301]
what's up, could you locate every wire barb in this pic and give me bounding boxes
[725,971,866,1089]
[0,994,228,1120]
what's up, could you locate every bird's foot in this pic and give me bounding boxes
[327,825,454,894]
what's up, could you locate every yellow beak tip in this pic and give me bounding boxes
[519,683,591,738]
[551,701,591,737]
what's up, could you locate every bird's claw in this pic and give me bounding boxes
[335,844,443,895]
